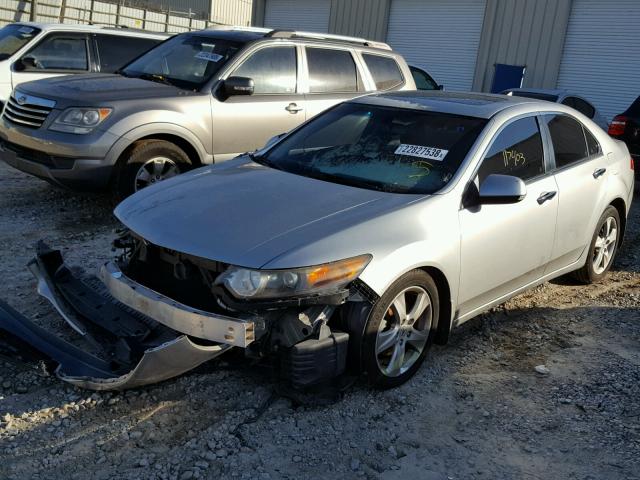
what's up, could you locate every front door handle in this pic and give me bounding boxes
[593,168,607,179]
[537,191,557,205]
[285,103,303,114]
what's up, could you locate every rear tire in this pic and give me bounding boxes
[360,270,438,389]
[114,140,192,201]
[572,206,620,284]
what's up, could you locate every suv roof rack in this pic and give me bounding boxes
[265,30,391,50]
[206,25,273,34]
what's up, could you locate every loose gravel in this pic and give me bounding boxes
[1,162,638,480]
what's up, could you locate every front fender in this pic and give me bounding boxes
[104,122,213,167]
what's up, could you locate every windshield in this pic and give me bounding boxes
[121,34,243,90]
[0,24,40,60]
[260,103,487,194]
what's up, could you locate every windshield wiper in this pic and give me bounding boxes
[248,152,279,170]
[137,73,175,87]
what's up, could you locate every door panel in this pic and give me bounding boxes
[543,114,609,272]
[212,93,305,159]
[212,45,305,159]
[11,33,90,90]
[458,175,559,316]
[458,115,557,317]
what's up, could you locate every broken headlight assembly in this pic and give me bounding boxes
[216,254,372,300]
[49,107,112,134]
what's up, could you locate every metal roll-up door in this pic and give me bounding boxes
[264,0,330,33]
[386,0,486,92]
[557,0,640,122]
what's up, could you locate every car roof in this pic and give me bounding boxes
[351,91,544,119]
[13,22,168,38]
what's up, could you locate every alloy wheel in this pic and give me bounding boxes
[134,157,180,191]
[375,286,432,377]
[592,216,618,275]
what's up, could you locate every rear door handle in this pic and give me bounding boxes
[537,191,557,205]
[285,103,303,113]
[593,168,607,179]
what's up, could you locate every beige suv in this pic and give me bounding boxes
[0,27,415,198]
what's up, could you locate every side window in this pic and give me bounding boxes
[572,97,595,118]
[544,114,589,168]
[362,54,403,90]
[477,116,545,183]
[23,35,88,71]
[584,127,601,157]
[306,47,358,94]
[410,66,438,91]
[232,46,296,95]
[95,35,159,73]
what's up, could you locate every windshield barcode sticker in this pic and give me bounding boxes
[394,144,448,161]
[195,51,223,62]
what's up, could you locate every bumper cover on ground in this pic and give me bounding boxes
[0,243,232,390]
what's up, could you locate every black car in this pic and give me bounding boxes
[609,96,640,175]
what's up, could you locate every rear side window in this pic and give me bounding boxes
[24,35,88,70]
[363,54,403,90]
[478,116,545,183]
[95,34,159,73]
[233,46,297,94]
[562,96,595,119]
[584,128,601,156]
[544,114,589,168]
[410,66,438,91]
[306,47,357,94]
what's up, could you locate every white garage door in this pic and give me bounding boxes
[557,0,640,122]
[386,0,486,92]
[264,0,330,33]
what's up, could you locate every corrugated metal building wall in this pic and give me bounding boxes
[210,0,253,25]
[472,0,572,92]
[329,0,389,41]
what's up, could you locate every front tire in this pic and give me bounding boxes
[114,140,192,200]
[572,206,620,284]
[361,270,438,389]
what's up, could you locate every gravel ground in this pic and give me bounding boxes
[0,162,639,480]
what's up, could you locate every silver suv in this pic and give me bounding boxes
[0,27,415,198]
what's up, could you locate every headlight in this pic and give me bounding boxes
[217,254,372,299]
[49,107,112,134]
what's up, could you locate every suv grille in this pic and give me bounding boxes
[3,92,55,128]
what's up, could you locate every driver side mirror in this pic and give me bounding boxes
[437,84,444,91]
[13,56,37,72]
[224,76,254,97]
[478,174,526,204]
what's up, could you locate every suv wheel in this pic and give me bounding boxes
[572,206,620,284]
[115,140,192,200]
[360,270,438,389]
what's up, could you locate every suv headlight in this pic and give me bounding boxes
[217,255,372,299]
[49,107,112,134]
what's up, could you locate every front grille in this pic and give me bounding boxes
[3,92,55,128]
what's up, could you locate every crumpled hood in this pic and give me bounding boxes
[17,74,189,106]
[115,157,418,268]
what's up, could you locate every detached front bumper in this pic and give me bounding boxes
[0,244,249,390]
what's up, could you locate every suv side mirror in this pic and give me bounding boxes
[224,76,254,96]
[478,174,526,204]
[437,84,444,91]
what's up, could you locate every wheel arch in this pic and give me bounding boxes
[609,197,627,245]
[416,265,453,345]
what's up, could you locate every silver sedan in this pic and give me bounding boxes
[9,91,634,390]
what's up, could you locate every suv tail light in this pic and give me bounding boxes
[608,115,628,136]
[632,157,635,171]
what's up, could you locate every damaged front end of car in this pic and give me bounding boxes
[0,234,377,391]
